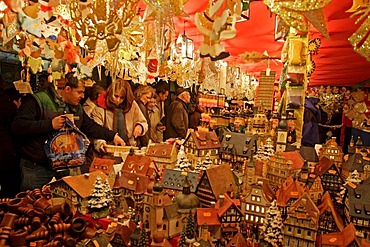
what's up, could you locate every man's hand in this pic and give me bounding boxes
[52,115,66,130]
[133,125,143,138]
[113,134,126,146]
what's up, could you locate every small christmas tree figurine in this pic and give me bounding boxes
[185,211,196,242]
[260,200,284,247]
[176,145,191,170]
[178,226,187,247]
[88,176,111,219]
[336,170,361,204]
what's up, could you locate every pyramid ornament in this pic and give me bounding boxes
[304,9,330,40]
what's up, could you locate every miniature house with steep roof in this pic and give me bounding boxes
[146,143,178,172]
[184,131,221,164]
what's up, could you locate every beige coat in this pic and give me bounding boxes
[149,103,164,143]
[91,101,148,149]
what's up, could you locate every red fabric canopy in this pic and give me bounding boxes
[170,0,370,87]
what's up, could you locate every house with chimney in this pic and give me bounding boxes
[89,157,116,183]
[344,176,370,237]
[220,132,257,171]
[50,171,112,215]
[195,164,238,208]
[283,193,319,247]
[184,131,221,164]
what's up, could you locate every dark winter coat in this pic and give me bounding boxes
[302,97,321,147]
[165,98,189,139]
[135,98,150,147]
[11,86,116,166]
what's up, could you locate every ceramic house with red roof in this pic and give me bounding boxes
[196,193,243,240]
[341,151,370,182]
[317,191,344,234]
[319,137,344,170]
[113,171,152,212]
[316,223,358,247]
[241,181,275,225]
[266,151,304,190]
[306,174,324,205]
[314,157,343,202]
[89,157,116,183]
[195,164,238,208]
[121,154,158,178]
[184,131,221,164]
[283,193,320,247]
[50,171,112,215]
[276,175,308,217]
[146,143,178,172]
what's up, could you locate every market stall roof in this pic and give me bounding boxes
[172,0,370,87]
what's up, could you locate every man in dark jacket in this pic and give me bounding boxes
[12,73,125,190]
[302,96,321,147]
[165,87,191,140]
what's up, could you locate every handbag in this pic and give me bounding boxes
[44,117,90,171]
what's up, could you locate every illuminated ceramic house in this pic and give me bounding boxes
[283,193,319,247]
[344,176,370,237]
[195,164,237,208]
[146,143,178,172]
[220,132,257,171]
[319,137,344,170]
[196,193,243,240]
[317,191,344,234]
[183,131,221,164]
[341,150,370,182]
[241,181,275,225]
[313,157,343,203]
[50,171,112,215]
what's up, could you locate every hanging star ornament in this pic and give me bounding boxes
[264,0,332,39]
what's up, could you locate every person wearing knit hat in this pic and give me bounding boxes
[165,87,191,140]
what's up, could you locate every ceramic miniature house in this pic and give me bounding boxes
[317,191,344,234]
[344,176,370,237]
[319,137,344,170]
[195,164,237,207]
[220,132,257,171]
[342,151,370,182]
[276,114,288,153]
[89,157,116,183]
[121,154,158,178]
[50,171,112,215]
[146,143,178,172]
[142,184,182,239]
[161,169,200,196]
[276,175,308,217]
[266,151,304,190]
[241,181,275,225]
[316,223,358,247]
[184,131,221,164]
[313,157,343,202]
[306,174,324,205]
[196,193,243,240]
[283,193,319,247]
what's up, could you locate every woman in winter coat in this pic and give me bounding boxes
[134,85,154,147]
[91,78,148,151]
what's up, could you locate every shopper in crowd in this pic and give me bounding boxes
[134,85,154,147]
[155,81,169,122]
[302,96,321,147]
[147,93,165,143]
[189,102,204,130]
[165,87,191,140]
[83,83,105,117]
[91,78,148,151]
[0,80,21,198]
[11,73,125,190]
